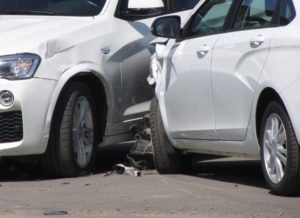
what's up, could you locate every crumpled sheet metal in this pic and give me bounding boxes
[104,164,141,177]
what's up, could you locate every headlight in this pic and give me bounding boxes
[0,53,41,80]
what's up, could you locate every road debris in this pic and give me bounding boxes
[104,114,154,177]
[61,182,70,185]
[104,164,141,177]
[127,114,154,170]
[43,210,68,216]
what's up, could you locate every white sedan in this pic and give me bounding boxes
[149,0,300,195]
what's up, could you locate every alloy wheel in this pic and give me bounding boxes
[72,96,94,168]
[263,113,288,184]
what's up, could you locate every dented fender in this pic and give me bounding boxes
[42,63,112,148]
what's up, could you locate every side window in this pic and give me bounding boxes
[279,0,296,26]
[233,0,279,30]
[116,0,166,21]
[187,0,233,37]
[172,0,201,11]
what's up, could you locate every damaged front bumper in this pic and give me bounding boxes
[0,78,57,156]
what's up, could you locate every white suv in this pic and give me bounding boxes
[0,0,200,177]
[150,0,300,195]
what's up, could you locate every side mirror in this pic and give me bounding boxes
[119,0,166,20]
[151,16,181,39]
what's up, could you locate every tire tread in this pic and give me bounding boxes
[150,98,188,174]
[42,81,97,177]
[260,101,300,196]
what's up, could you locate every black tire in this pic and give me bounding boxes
[150,98,190,174]
[260,101,300,195]
[42,81,99,177]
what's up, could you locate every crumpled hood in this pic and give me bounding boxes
[0,15,94,56]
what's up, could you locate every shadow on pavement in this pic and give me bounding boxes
[0,142,134,181]
[189,155,266,189]
[95,142,134,173]
[0,157,43,181]
[0,144,266,191]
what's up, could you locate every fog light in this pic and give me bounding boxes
[0,91,14,107]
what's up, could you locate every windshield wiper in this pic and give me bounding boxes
[0,10,56,15]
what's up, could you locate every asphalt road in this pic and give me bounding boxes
[0,142,299,218]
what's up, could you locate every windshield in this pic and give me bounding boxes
[0,0,106,16]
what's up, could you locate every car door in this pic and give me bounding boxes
[110,0,166,123]
[211,0,279,141]
[112,0,191,122]
[163,0,234,140]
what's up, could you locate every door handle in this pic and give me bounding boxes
[101,47,110,55]
[197,44,210,56]
[250,34,265,47]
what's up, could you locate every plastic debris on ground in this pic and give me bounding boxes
[104,114,154,177]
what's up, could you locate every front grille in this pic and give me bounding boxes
[0,111,23,143]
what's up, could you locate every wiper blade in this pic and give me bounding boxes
[0,10,56,15]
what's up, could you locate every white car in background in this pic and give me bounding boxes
[0,0,200,177]
[150,0,300,195]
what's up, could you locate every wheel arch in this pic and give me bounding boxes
[66,73,108,144]
[255,88,285,144]
[42,66,112,151]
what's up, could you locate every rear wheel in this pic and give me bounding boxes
[260,101,300,195]
[150,98,190,174]
[42,81,98,177]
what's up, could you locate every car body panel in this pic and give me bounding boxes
[257,17,300,146]
[0,0,200,155]
[0,78,57,156]
[212,28,274,141]
[163,36,219,140]
[152,0,300,158]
